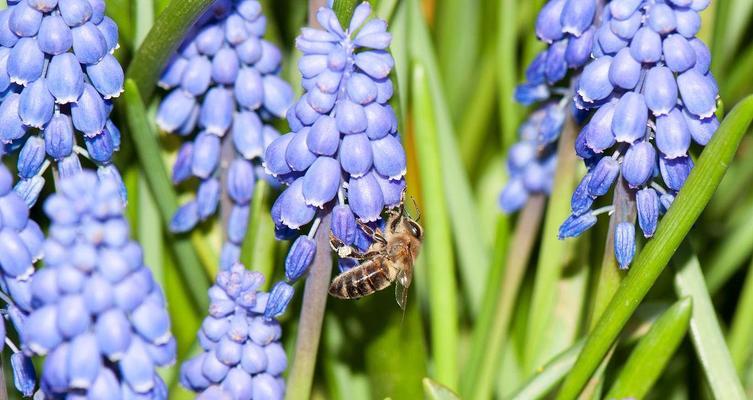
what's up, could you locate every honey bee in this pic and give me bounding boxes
[328,201,423,309]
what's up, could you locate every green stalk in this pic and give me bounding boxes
[407,0,490,314]
[284,214,333,400]
[556,95,753,400]
[673,249,746,399]
[126,0,217,101]
[710,0,731,76]
[122,80,209,310]
[461,196,545,400]
[524,115,579,372]
[459,53,497,173]
[605,298,692,399]
[728,256,753,373]
[706,193,753,293]
[413,63,460,390]
[497,0,519,149]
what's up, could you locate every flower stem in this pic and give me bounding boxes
[461,195,546,400]
[126,0,217,102]
[285,212,332,400]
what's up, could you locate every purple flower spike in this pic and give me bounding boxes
[340,133,373,177]
[499,178,529,214]
[19,79,54,128]
[227,159,256,205]
[683,108,718,145]
[609,48,641,90]
[578,56,613,103]
[536,0,565,43]
[560,0,596,37]
[25,171,174,398]
[285,236,316,281]
[614,222,636,269]
[636,187,659,237]
[663,34,696,73]
[629,27,662,63]
[182,263,287,398]
[279,179,316,229]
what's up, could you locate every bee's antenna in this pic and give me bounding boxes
[410,196,421,222]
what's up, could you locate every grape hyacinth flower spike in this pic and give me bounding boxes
[156,0,294,269]
[262,2,406,316]
[23,171,175,398]
[0,161,43,396]
[500,0,597,213]
[561,0,719,268]
[180,263,286,399]
[0,0,125,207]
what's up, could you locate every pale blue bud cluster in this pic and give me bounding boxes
[263,3,404,317]
[181,263,286,400]
[561,0,718,268]
[157,0,294,270]
[0,0,124,207]
[500,0,597,213]
[22,171,175,398]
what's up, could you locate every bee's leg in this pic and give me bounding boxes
[357,220,387,245]
[330,232,380,259]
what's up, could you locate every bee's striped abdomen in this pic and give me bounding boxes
[329,258,395,299]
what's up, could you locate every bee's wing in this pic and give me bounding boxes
[395,267,413,310]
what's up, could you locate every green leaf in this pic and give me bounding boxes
[673,249,746,399]
[556,94,753,399]
[126,0,217,102]
[509,340,585,400]
[332,0,358,26]
[728,257,753,373]
[423,378,461,400]
[497,0,520,148]
[524,116,579,371]
[605,297,692,399]
[460,197,545,400]
[436,0,479,117]
[407,0,490,315]
[122,79,210,310]
[412,62,460,390]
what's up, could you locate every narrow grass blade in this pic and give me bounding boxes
[524,116,579,371]
[556,95,753,399]
[728,257,753,373]
[497,0,519,148]
[424,378,461,400]
[673,249,746,399]
[407,0,490,314]
[436,0,479,117]
[509,340,585,400]
[606,297,692,399]
[459,54,497,173]
[126,0,217,101]
[412,63,460,390]
[123,79,210,309]
[461,196,545,400]
[705,198,753,293]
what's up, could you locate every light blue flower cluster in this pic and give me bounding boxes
[263,3,404,316]
[156,0,294,270]
[180,263,286,400]
[0,161,41,397]
[500,0,597,213]
[0,0,124,207]
[22,171,175,398]
[560,0,718,268]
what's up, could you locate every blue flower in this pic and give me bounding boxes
[563,0,717,268]
[0,0,124,205]
[501,0,598,214]
[180,263,286,400]
[23,171,175,398]
[156,0,293,269]
[263,2,405,303]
